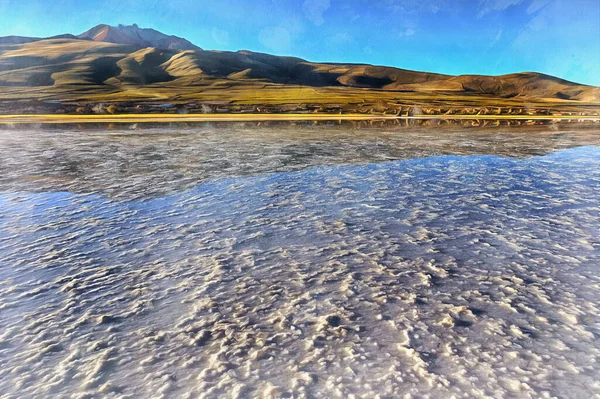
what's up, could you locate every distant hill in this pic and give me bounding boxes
[0,24,597,113]
[0,34,78,45]
[77,24,201,51]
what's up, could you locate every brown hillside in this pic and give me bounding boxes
[0,33,597,113]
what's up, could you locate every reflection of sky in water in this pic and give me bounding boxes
[0,146,599,398]
[2,125,600,200]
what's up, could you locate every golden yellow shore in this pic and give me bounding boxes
[0,113,599,124]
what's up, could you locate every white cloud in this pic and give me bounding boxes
[486,28,503,49]
[259,26,292,53]
[211,27,230,46]
[381,0,445,14]
[302,0,331,26]
[508,0,600,84]
[327,32,353,46]
[526,0,551,14]
[493,29,503,43]
[477,0,524,18]
[398,28,416,38]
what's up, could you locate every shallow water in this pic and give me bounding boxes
[0,125,599,398]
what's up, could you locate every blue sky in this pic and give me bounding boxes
[0,0,598,85]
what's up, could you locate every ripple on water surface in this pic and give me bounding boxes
[0,144,599,398]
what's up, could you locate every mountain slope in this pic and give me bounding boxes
[385,72,598,101]
[77,24,201,51]
[0,34,78,45]
[0,25,598,113]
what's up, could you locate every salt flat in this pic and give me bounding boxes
[0,125,599,398]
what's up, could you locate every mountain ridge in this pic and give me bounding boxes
[0,24,598,114]
[77,23,201,51]
[0,33,78,45]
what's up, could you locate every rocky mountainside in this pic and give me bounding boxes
[77,24,201,51]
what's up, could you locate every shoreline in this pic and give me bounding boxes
[0,113,599,124]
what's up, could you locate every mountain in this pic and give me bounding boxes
[77,24,201,51]
[0,34,77,45]
[0,24,597,114]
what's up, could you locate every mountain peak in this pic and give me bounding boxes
[78,23,201,51]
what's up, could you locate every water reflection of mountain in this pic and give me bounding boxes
[0,123,599,199]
